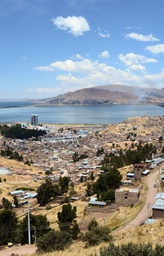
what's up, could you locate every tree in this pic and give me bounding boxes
[19,214,50,245]
[13,195,19,208]
[90,172,95,181]
[0,209,18,245]
[82,219,112,247]
[93,167,122,200]
[36,230,72,252]
[2,197,12,210]
[71,221,80,239]
[58,203,77,232]
[100,242,164,256]
[59,176,70,194]
[1,124,46,140]
[36,179,60,206]
[100,189,115,202]
[86,182,93,197]
[88,219,98,231]
[72,152,79,162]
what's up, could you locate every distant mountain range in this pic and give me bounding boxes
[31,84,164,106]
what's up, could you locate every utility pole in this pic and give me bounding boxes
[124,210,126,230]
[34,226,36,244]
[103,217,106,226]
[28,201,31,245]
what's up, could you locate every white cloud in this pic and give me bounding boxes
[34,66,54,71]
[130,64,146,72]
[35,58,96,73]
[125,26,141,30]
[125,33,159,42]
[34,54,163,95]
[98,32,110,38]
[119,52,157,71]
[143,71,164,88]
[52,16,90,36]
[145,44,164,54]
[97,27,110,38]
[26,88,59,94]
[99,51,110,59]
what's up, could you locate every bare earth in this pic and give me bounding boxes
[0,245,37,256]
[115,165,162,234]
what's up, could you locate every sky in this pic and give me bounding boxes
[0,0,164,100]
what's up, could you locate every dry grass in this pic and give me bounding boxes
[23,240,108,256]
[22,219,164,256]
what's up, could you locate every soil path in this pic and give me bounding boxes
[0,244,37,256]
[114,164,163,234]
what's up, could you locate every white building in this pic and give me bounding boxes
[31,114,38,126]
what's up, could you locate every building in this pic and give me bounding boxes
[115,187,140,207]
[133,163,146,181]
[88,197,107,207]
[152,193,164,219]
[31,114,38,126]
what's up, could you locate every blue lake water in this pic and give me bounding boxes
[0,103,163,124]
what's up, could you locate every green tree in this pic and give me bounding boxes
[72,152,79,162]
[36,229,72,252]
[19,214,50,245]
[71,221,80,239]
[82,219,112,247]
[0,209,18,245]
[100,189,115,202]
[36,179,60,206]
[59,176,70,194]
[93,167,122,199]
[86,182,93,197]
[58,203,77,232]
[90,172,95,181]
[100,242,164,256]
[88,219,98,231]
[2,197,12,210]
[13,195,19,208]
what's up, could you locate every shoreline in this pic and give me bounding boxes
[0,102,164,109]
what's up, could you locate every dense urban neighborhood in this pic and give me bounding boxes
[0,115,164,255]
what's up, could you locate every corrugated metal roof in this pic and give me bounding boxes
[155,193,164,200]
[89,201,107,206]
[152,193,164,210]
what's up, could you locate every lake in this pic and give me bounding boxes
[0,103,163,124]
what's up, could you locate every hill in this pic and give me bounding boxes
[32,84,164,105]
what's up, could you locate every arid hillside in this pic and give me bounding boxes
[31,84,164,105]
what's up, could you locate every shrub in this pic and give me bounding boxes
[99,242,164,256]
[81,219,112,247]
[37,230,72,252]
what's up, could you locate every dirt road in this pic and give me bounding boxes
[0,244,37,256]
[1,165,163,255]
[117,164,163,233]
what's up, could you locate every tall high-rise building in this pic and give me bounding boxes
[31,114,38,126]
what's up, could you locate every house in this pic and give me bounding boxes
[88,197,107,207]
[126,172,134,180]
[160,174,164,187]
[133,163,146,181]
[121,180,132,186]
[115,187,140,207]
[152,193,164,219]
[9,190,24,196]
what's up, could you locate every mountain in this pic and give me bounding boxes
[33,84,164,105]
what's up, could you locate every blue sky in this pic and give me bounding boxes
[0,0,164,99]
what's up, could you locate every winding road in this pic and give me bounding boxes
[116,164,163,233]
[0,165,163,255]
